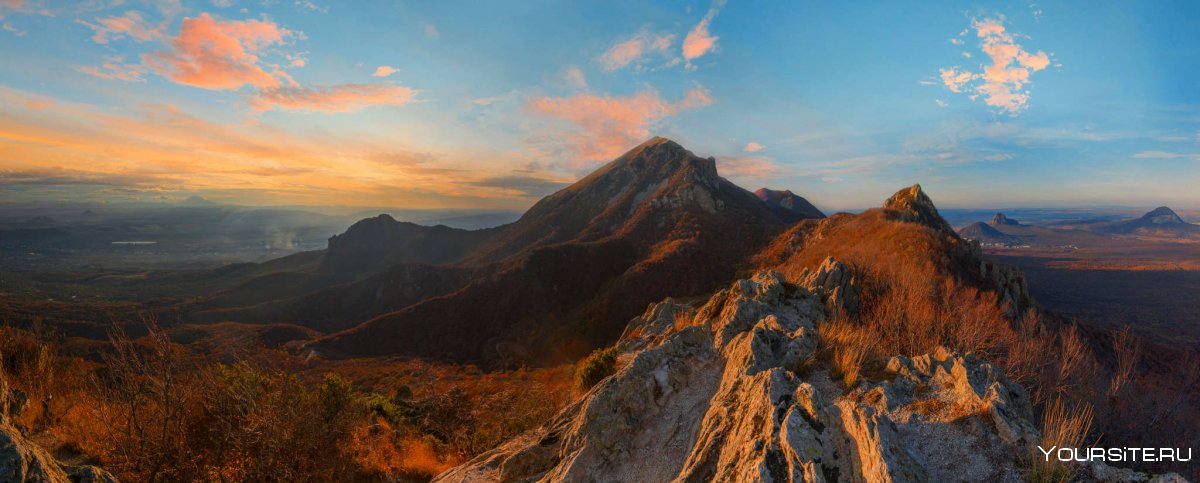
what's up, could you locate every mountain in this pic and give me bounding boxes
[319,214,500,275]
[434,185,1118,482]
[990,212,1021,226]
[958,221,1024,246]
[437,268,1041,482]
[754,188,825,222]
[1094,206,1200,238]
[309,137,804,364]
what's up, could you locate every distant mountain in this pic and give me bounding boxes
[958,222,1023,246]
[990,212,1021,226]
[320,214,500,275]
[754,188,825,222]
[311,137,803,364]
[180,195,217,206]
[1093,206,1199,238]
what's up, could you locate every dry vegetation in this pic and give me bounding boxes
[766,208,1200,478]
[0,320,573,482]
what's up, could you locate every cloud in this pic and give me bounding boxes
[597,30,674,71]
[1133,151,1199,160]
[527,87,713,161]
[468,174,570,197]
[143,13,292,90]
[250,84,416,113]
[716,155,780,179]
[743,142,764,153]
[561,65,587,90]
[77,57,146,82]
[372,65,399,77]
[423,21,439,39]
[80,10,161,44]
[682,0,726,65]
[937,17,1052,114]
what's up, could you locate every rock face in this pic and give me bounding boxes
[979,259,1033,317]
[435,267,1044,483]
[0,423,117,483]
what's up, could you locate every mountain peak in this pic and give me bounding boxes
[1142,206,1184,225]
[990,212,1020,226]
[882,184,952,232]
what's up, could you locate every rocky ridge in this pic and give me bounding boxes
[437,264,1054,482]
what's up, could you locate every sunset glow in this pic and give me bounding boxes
[1,1,1197,210]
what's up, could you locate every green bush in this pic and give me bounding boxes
[574,346,619,391]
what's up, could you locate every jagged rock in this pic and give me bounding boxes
[436,271,1047,483]
[882,184,954,234]
[796,257,861,315]
[979,259,1032,317]
[0,423,117,483]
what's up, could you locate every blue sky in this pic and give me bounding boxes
[0,0,1197,211]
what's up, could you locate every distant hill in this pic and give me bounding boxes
[1093,206,1200,238]
[754,188,825,222]
[958,221,1023,246]
[990,212,1021,226]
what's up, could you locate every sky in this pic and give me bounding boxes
[1,0,1198,212]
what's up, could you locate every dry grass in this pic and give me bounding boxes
[1107,325,1139,398]
[817,319,876,389]
[1029,397,1094,483]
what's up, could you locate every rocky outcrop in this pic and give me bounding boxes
[979,259,1032,317]
[882,184,954,234]
[435,267,1047,483]
[795,257,861,315]
[0,423,117,483]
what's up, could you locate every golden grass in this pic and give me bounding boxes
[1029,397,1094,483]
[818,319,875,389]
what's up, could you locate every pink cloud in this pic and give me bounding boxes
[743,142,764,153]
[938,17,1052,114]
[143,13,291,90]
[372,65,399,77]
[83,10,161,44]
[77,58,145,82]
[251,84,416,113]
[682,0,726,64]
[597,30,674,71]
[717,156,780,179]
[527,87,713,161]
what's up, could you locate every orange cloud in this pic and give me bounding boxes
[143,13,291,90]
[251,84,416,113]
[372,65,399,77]
[682,0,726,64]
[82,10,161,44]
[597,30,674,71]
[77,57,145,82]
[743,142,764,153]
[938,17,1052,114]
[527,87,713,161]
